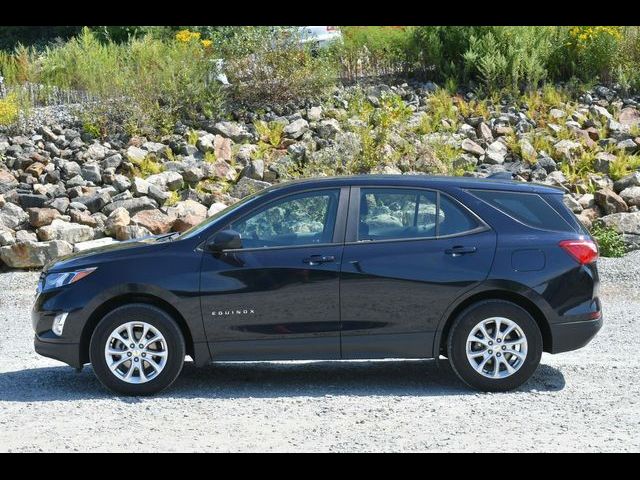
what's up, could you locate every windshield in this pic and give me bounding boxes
[177,188,272,240]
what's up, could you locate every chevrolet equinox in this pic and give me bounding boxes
[33,175,602,395]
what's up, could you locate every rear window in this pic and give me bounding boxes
[469,189,574,232]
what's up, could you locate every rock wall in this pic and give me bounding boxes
[1,82,640,268]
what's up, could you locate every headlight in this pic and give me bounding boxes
[41,268,97,292]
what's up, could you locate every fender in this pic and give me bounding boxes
[432,279,555,356]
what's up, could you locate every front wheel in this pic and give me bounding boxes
[89,304,185,396]
[447,300,543,392]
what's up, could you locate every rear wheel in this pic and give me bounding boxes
[89,304,185,396]
[447,300,542,392]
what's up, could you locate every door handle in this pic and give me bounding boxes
[445,246,477,256]
[303,255,336,265]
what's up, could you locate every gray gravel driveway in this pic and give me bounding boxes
[0,253,638,452]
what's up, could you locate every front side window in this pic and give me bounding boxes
[229,189,340,248]
[358,188,480,241]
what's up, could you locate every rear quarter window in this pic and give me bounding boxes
[469,189,575,232]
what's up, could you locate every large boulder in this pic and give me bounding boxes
[283,119,309,139]
[145,171,184,192]
[102,197,158,217]
[461,138,485,157]
[104,207,130,237]
[619,107,640,128]
[613,172,640,193]
[73,237,119,253]
[207,202,228,217]
[594,189,628,215]
[167,199,207,220]
[37,219,94,244]
[231,177,271,199]
[619,186,640,207]
[28,207,61,228]
[131,209,174,235]
[0,202,29,230]
[115,225,153,241]
[485,140,508,164]
[126,145,147,163]
[211,121,253,143]
[0,240,73,268]
[0,170,18,194]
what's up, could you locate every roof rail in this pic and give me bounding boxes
[486,172,514,180]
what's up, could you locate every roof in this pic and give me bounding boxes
[266,174,564,195]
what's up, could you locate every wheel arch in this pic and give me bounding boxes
[435,289,553,356]
[80,293,195,365]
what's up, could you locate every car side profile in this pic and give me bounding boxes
[32,175,602,395]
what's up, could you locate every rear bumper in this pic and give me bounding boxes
[34,336,82,368]
[549,316,603,354]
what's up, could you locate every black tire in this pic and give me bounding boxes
[447,300,543,392]
[89,304,185,396]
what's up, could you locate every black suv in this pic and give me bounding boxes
[33,175,602,395]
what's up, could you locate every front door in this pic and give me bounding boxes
[200,187,348,360]
[340,187,497,359]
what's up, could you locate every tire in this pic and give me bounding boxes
[89,304,185,396]
[447,300,543,392]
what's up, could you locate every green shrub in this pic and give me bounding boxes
[0,92,20,125]
[608,152,640,181]
[6,27,226,137]
[590,223,626,257]
[226,28,337,108]
[337,26,419,80]
[254,120,285,148]
[130,155,165,178]
[462,27,555,92]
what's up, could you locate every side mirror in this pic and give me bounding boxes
[206,229,242,252]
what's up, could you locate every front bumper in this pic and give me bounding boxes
[34,336,83,368]
[549,316,603,354]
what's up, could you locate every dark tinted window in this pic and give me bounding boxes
[438,195,479,236]
[358,188,480,241]
[471,190,572,231]
[359,189,438,241]
[230,189,339,248]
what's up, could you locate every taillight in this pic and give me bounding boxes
[559,239,599,265]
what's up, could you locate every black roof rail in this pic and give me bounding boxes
[486,172,514,180]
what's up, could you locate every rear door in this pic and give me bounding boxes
[339,186,497,359]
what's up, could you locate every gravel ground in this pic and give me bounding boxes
[0,254,639,452]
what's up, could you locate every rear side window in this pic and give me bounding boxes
[470,190,573,232]
[358,188,481,241]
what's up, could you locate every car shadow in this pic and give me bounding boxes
[0,359,565,402]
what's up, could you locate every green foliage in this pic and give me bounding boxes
[0,92,20,125]
[608,152,640,181]
[590,223,626,258]
[187,130,199,146]
[130,155,165,178]
[337,26,420,80]
[164,190,180,207]
[343,89,413,173]
[254,120,285,148]
[226,28,337,108]
[560,151,598,192]
[463,27,555,92]
[415,88,458,134]
[204,151,217,164]
[4,28,225,137]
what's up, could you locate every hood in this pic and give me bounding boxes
[44,234,175,273]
